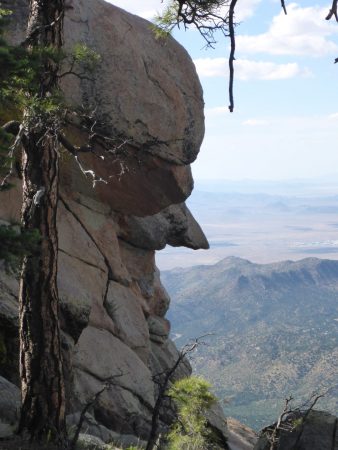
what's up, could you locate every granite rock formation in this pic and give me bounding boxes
[3,0,205,217]
[0,0,229,447]
[254,410,338,450]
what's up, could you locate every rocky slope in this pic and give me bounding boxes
[0,1,230,448]
[254,410,338,450]
[163,256,338,430]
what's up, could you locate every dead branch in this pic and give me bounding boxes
[173,0,232,48]
[171,0,294,112]
[1,121,21,136]
[262,391,326,450]
[0,123,25,189]
[70,372,124,450]
[58,70,94,82]
[228,0,238,113]
[146,334,212,450]
[74,155,108,187]
[326,0,338,21]
[281,0,287,15]
[58,132,94,155]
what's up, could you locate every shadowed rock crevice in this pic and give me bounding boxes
[76,366,154,413]
[60,196,114,276]
[58,248,107,273]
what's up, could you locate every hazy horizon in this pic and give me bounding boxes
[156,177,338,270]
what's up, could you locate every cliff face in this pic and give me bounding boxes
[0,0,226,446]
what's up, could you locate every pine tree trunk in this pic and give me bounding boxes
[18,0,66,442]
[19,132,65,440]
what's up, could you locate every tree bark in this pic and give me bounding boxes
[18,0,66,443]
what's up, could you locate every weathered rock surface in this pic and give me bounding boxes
[75,433,114,450]
[3,0,204,216]
[226,417,258,450]
[0,179,210,443]
[105,281,150,360]
[0,376,20,438]
[0,0,217,447]
[0,268,19,385]
[254,410,338,450]
[62,0,204,167]
[119,203,210,251]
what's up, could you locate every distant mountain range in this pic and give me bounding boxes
[162,257,338,430]
[156,186,338,269]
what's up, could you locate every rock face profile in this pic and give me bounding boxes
[0,0,224,447]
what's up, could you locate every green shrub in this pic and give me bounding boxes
[0,224,40,271]
[166,376,217,450]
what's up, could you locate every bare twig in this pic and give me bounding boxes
[70,372,124,450]
[58,132,93,155]
[74,155,108,187]
[0,123,25,189]
[262,391,326,450]
[58,70,94,82]
[173,0,232,48]
[170,0,303,111]
[146,334,212,450]
[326,0,338,21]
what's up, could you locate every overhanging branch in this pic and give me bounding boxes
[326,0,338,21]
[228,0,238,113]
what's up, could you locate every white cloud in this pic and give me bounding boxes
[243,119,269,126]
[328,112,338,119]
[193,58,227,77]
[217,0,262,22]
[109,0,261,21]
[237,59,312,80]
[205,106,229,117]
[235,0,262,21]
[193,57,311,80]
[237,3,338,56]
[107,0,169,19]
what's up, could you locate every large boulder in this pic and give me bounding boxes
[62,0,204,167]
[254,410,338,450]
[2,0,204,216]
[226,417,258,450]
[105,281,150,362]
[0,267,19,385]
[0,376,20,438]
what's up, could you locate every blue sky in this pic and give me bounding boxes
[109,1,338,181]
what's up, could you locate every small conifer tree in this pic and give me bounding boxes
[0,9,40,270]
[167,376,218,450]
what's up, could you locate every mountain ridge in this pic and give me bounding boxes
[162,256,338,430]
